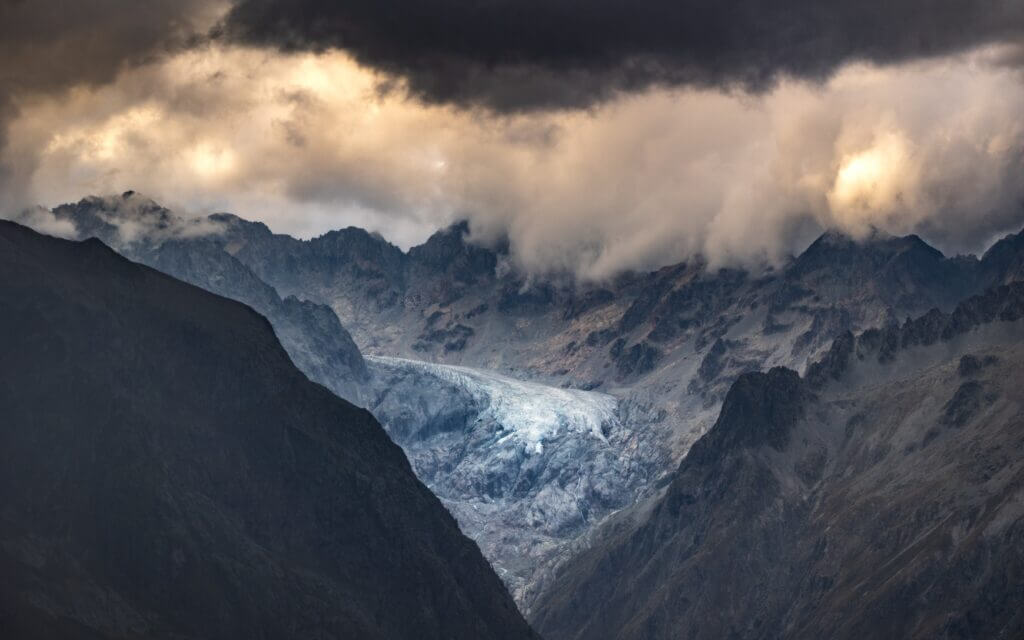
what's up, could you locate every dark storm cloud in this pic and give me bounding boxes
[0,0,224,101]
[3,1,1023,277]
[222,0,1024,111]
[0,0,216,191]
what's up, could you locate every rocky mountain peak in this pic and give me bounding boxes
[531,271,1024,640]
[25,195,371,403]
[209,211,273,238]
[409,220,498,283]
[980,226,1024,284]
[686,367,807,464]
[791,227,946,276]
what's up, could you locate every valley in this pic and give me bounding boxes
[11,193,1024,633]
[6,6,1024,637]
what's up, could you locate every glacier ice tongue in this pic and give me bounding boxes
[364,355,656,602]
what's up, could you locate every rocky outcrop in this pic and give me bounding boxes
[614,341,662,378]
[980,228,1024,285]
[805,282,1024,386]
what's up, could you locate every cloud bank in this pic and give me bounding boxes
[0,0,224,203]
[1,2,1023,279]
[6,44,1023,277]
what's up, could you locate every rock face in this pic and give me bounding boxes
[530,283,1024,640]
[0,221,536,640]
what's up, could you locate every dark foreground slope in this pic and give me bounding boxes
[46,195,370,404]
[0,221,536,640]
[533,283,1024,640]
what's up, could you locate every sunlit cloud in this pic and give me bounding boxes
[5,44,1024,276]
[829,131,918,234]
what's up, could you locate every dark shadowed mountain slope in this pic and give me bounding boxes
[138,238,369,403]
[531,283,1024,640]
[0,221,536,640]
[46,195,369,403]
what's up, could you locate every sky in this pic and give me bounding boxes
[2,0,1023,278]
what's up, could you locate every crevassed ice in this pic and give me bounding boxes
[368,355,617,450]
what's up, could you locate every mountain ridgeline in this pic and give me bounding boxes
[0,221,536,640]
[14,193,1024,629]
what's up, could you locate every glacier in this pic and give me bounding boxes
[364,355,657,603]
[369,356,617,452]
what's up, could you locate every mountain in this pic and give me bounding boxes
[529,283,1024,639]
[15,195,1024,609]
[0,220,536,640]
[210,207,1024,605]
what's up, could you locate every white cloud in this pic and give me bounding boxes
[6,206,79,239]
